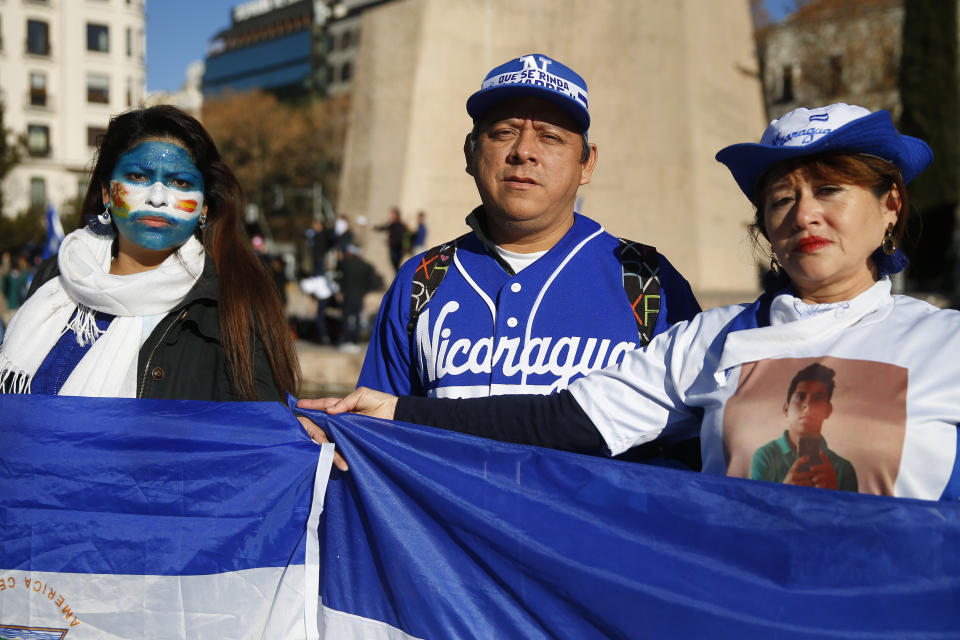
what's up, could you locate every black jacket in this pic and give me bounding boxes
[338,253,382,304]
[28,256,282,402]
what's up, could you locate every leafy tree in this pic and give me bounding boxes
[201,90,349,242]
[898,0,959,293]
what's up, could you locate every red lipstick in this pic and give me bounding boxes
[795,236,830,254]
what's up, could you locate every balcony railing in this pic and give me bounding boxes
[25,91,55,111]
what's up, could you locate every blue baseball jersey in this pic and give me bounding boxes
[359,213,701,398]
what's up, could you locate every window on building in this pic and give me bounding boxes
[828,55,843,97]
[340,30,352,50]
[126,77,133,106]
[87,126,107,148]
[779,65,794,103]
[27,124,50,157]
[87,23,109,52]
[30,177,47,209]
[87,74,110,104]
[126,27,133,57]
[27,20,50,56]
[325,33,335,52]
[29,72,47,107]
[339,61,352,83]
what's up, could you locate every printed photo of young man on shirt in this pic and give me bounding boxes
[750,363,858,492]
[721,356,908,496]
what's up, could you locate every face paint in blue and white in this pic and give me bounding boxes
[108,141,205,251]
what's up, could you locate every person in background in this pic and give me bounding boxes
[300,269,337,345]
[375,207,409,273]
[267,254,288,309]
[0,105,299,401]
[337,244,382,351]
[306,218,335,276]
[0,251,10,331]
[3,253,33,311]
[0,251,11,283]
[410,210,428,253]
[334,214,355,256]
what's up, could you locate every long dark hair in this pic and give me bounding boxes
[82,105,299,399]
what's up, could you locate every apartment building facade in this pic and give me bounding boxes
[0,0,147,218]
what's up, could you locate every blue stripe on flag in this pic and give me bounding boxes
[1,395,324,576]
[303,408,960,640]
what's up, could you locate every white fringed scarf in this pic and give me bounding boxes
[0,227,204,397]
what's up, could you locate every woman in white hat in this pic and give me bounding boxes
[303,104,960,502]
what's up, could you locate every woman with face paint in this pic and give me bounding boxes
[0,105,299,400]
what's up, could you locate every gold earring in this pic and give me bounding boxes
[770,251,782,275]
[881,223,896,255]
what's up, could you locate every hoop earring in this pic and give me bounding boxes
[198,213,207,232]
[881,222,896,255]
[98,203,112,225]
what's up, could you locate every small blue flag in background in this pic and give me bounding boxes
[41,203,64,259]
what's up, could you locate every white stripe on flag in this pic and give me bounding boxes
[305,443,335,640]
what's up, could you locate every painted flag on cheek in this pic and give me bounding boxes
[0,395,334,639]
[174,198,199,213]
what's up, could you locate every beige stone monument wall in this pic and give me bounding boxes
[337,0,767,304]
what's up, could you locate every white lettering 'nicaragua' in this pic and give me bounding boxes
[416,301,636,390]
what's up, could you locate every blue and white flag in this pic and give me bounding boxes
[0,395,333,639]
[303,409,960,640]
[41,203,64,259]
[3,395,959,639]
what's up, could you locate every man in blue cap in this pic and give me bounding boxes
[357,53,701,465]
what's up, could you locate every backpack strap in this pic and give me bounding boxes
[407,235,465,336]
[618,239,661,346]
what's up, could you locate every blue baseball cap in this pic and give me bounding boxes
[716,103,933,199]
[466,53,590,131]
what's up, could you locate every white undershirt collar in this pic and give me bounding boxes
[492,245,548,273]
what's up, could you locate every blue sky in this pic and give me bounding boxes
[146,0,236,92]
[146,0,795,93]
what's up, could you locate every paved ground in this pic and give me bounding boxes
[296,339,366,397]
